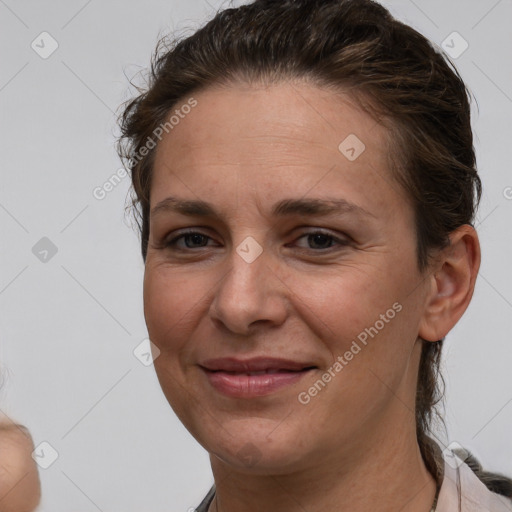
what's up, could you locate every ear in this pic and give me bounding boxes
[418,224,481,342]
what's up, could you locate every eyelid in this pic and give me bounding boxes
[161,227,350,252]
[163,228,217,249]
[291,229,350,250]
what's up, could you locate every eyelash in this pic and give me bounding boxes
[163,229,349,253]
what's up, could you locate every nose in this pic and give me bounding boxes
[209,240,289,336]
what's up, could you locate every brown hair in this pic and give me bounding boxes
[117,0,512,498]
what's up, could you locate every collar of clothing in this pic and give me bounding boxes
[195,443,512,512]
[437,445,512,512]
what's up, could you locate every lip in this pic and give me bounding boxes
[199,357,317,398]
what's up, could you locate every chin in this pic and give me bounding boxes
[204,422,311,474]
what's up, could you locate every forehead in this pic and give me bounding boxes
[151,80,402,215]
[155,80,387,155]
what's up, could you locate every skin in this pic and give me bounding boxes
[0,417,41,512]
[143,80,480,512]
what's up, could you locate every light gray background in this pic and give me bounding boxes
[0,0,511,510]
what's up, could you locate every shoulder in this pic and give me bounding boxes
[459,459,512,512]
[0,423,41,512]
[438,448,512,512]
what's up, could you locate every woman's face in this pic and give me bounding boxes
[144,80,433,473]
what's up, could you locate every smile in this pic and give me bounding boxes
[199,357,317,398]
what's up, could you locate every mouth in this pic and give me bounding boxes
[213,368,314,376]
[199,357,317,398]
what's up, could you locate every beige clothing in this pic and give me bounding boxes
[437,448,512,511]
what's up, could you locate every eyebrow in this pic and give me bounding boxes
[150,196,376,220]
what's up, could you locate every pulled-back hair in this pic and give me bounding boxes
[117,0,512,498]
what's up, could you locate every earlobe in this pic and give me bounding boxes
[418,225,481,342]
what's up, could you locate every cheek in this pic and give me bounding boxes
[143,267,206,428]
[143,267,205,354]
[284,264,404,344]
[293,270,418,434]
[287,262,421,391]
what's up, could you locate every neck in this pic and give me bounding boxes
[208,399,438,512]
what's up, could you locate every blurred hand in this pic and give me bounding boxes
[0,419,41,512]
